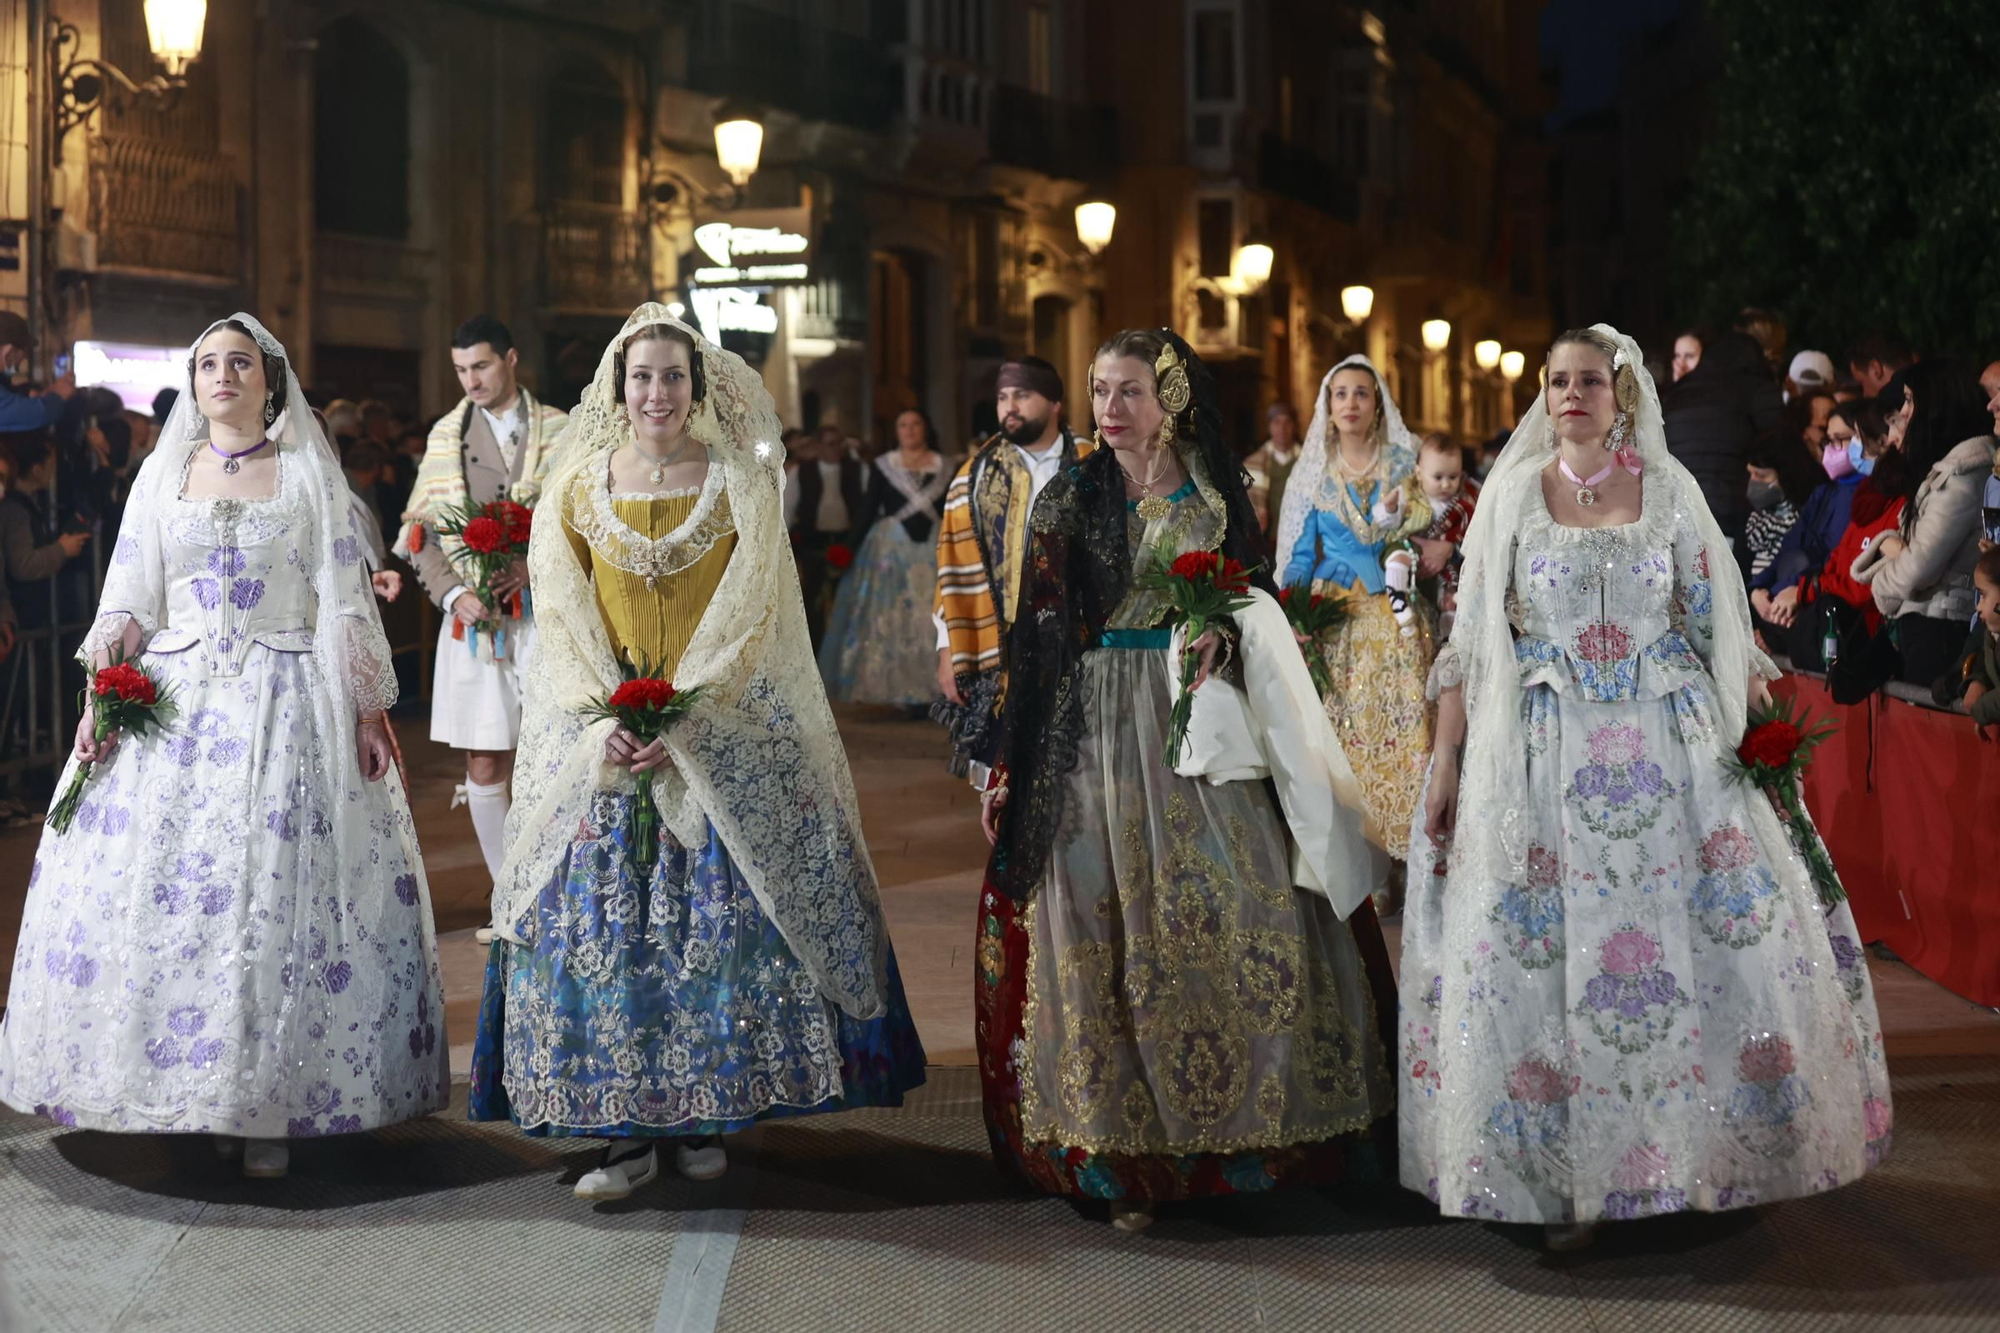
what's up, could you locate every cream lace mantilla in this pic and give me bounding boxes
[496,304,891,1018]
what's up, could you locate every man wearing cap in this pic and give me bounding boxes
[1785,350,1836,403]
[932,355,1091,787]
[0,311,76,432]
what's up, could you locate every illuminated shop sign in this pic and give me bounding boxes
[74,339,185,413]
[689,287,778,346]
[687,207,813,286]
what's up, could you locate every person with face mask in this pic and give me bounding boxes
[1779,403,1908,687]
[1748,401,1871,632]
[1741,434,1811,581]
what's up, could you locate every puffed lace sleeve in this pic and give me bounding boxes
[77,466,168,663]
[318,487,400,716]
[1426,642,1465,700]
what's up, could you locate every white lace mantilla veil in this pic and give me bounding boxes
[1440,322,1776,884]
[1272,353,1416,574]
[87,312,398,818]
[496,302,891,1020]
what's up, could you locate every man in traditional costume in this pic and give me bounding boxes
[931,356,1091,786]
[395,315,569,910]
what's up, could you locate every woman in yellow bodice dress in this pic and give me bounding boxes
[468,307,924,1201]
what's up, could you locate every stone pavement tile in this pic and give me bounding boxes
[0,1110,209,1333]
[3,1088,696,1333]
[717,1103,1594,1333]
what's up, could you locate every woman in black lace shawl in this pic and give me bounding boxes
[969,329,1397,1230]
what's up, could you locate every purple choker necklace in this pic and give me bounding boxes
[209,437,270,475]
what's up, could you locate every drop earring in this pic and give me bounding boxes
[1605,410,1630,452]
[263,391,277,427]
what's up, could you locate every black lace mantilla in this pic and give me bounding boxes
[988,331,1273,901]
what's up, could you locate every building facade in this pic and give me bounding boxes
[3,0,1549,450]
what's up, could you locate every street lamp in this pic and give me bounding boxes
[1421,318,1452,353]
[1340,285,1374,323]
[1230,238,1274,292]
[1074,201,1116,255]
[1474,339,1502,371]
[50,1,209,165]
[145,0,209,76]
[713,103,765,188]
[1500,350,1526,382]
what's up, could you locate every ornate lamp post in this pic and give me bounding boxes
[50,0,209,165]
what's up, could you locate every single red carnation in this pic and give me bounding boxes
[1278,587,1295,605]
[1216,557,1251,592]
[1737,720,1802,771]
[827,544,855,570]
[94,663,156,705]
[1168,551,1221,581]
[460,516,508,554]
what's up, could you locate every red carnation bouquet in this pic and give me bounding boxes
[581,659,705,875]
[49,649,179,835]
[1277,585,1349,695]
[1133,547,1260,769]
[425,498,535,659]
[1725,694,1845,905]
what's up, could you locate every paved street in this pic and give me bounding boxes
[1,708,1997,1332]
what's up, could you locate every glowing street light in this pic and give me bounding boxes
[1230,239,1274,291]
[713,106,765,188]
[1340,285,1374,323]
[1475,339,1502,371]
[144,0,207,76]
[1422,319,1452,353]
[1500,350,1526,381]
[1074,201,1116,255]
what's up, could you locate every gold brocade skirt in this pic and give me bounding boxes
[1016,645,1393,1159]
[1308,579,1436,861]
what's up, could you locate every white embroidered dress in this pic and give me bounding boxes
[1400,331,1892,1226]
[0,321,448,1138]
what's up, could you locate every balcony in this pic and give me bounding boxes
[87,134,241,281]
[684,9,899,134]
[538,204,651,314]
[1256,134,1360,225]
[316,233,434,296]
[988,87,1118,185]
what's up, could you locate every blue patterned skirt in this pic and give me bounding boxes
[817,520,940,706]
[469,793,926,1137]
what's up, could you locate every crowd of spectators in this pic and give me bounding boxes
[1660,313,2000,738]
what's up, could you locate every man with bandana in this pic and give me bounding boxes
[931,356,1091,788]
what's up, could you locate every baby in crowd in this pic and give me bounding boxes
[1371,433,1477,636]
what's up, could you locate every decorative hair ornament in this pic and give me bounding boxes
[1154,342,1192,418]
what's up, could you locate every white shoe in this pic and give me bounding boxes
[1109,1200,1155,1233]
[675,1136,727,1181]
[474,926,496,946]
[574,1142,658,1200]
[242,1140,289,1178]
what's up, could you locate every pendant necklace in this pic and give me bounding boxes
[634,438,696,486]
[209,437,269,475]
[1559,455,1616,507]
[1132,446,1174,522]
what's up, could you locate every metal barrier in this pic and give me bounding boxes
[0,536,104,787]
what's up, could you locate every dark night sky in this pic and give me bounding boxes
[1538,0,1685,127]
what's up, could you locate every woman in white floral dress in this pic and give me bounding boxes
[1404,325,1891,1247]
[0,316,448,1179]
